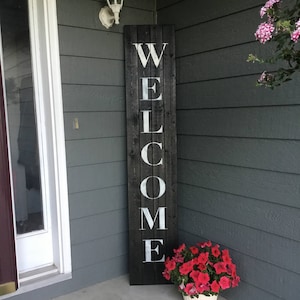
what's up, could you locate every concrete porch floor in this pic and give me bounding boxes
[53,275,227,300]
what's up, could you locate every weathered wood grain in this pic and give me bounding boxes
[125,25,177,284]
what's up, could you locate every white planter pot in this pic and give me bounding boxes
[182,294,218,300]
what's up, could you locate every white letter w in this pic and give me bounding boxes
[133,43,168,68]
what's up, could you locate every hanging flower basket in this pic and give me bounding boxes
[247,0,300,88]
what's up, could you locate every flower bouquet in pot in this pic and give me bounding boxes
[162,241,240,300]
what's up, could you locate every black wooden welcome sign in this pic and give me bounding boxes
[124,25,177,285]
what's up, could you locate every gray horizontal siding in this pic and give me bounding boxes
[175,8,258,56]
[178,136,300,174]
[69,185,127,220]
[178,160,300,208]
[176,43,269,83]
[180,209,300,273]
[178,184,300,241]
[177,76,300,109]
[70,208,127,245]
[72,232,127,270]
[66,137,126,167]
[57,0,154,32]
[59,26,124,59]
[177,107,300,139]
[158,0,300,299]
[68,161,126,194]
[64,112,125,140]
[60,56,124,86]
[62,85,125,112]
[157,0,263,29]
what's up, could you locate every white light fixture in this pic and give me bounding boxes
[99,0,124,29]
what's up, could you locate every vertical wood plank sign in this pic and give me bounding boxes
[124,25,177,284]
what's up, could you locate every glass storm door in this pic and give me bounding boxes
[0,0,53,275]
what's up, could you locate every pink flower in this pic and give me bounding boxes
[255,22,275,44]
[260,0,281,17]
[296,19,300,29]
[265,0,280,9]
[260,6,267,18]
[291,28,300,42]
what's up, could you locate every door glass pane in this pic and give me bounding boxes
[0,0,44,234]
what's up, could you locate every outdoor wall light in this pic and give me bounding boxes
[99,0,124,29]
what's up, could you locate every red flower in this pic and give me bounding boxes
[165,257,176,271]
[219,276,231,290]
[162,241,240,295]
[211,280,220,293]
[198,240,212,248]
[184,283,197,296]
[162,270,170,280]
[197,252,209,264]
[214,262,227,274]
[179,260,194,275]
[227,262,237,276]
[195,283,209,294]
[173,252,184,263]
[190,246,199,255]
[174,243,186,253]
[190,270,200,282]
[231,275,240,288]
[211,244,221,257]
[222,249,232,263]
[197,263,206,271]
[196,272,210,285]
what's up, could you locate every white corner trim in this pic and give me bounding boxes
[42,0,72,274]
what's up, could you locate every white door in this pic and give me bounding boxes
[0,0,54,274]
